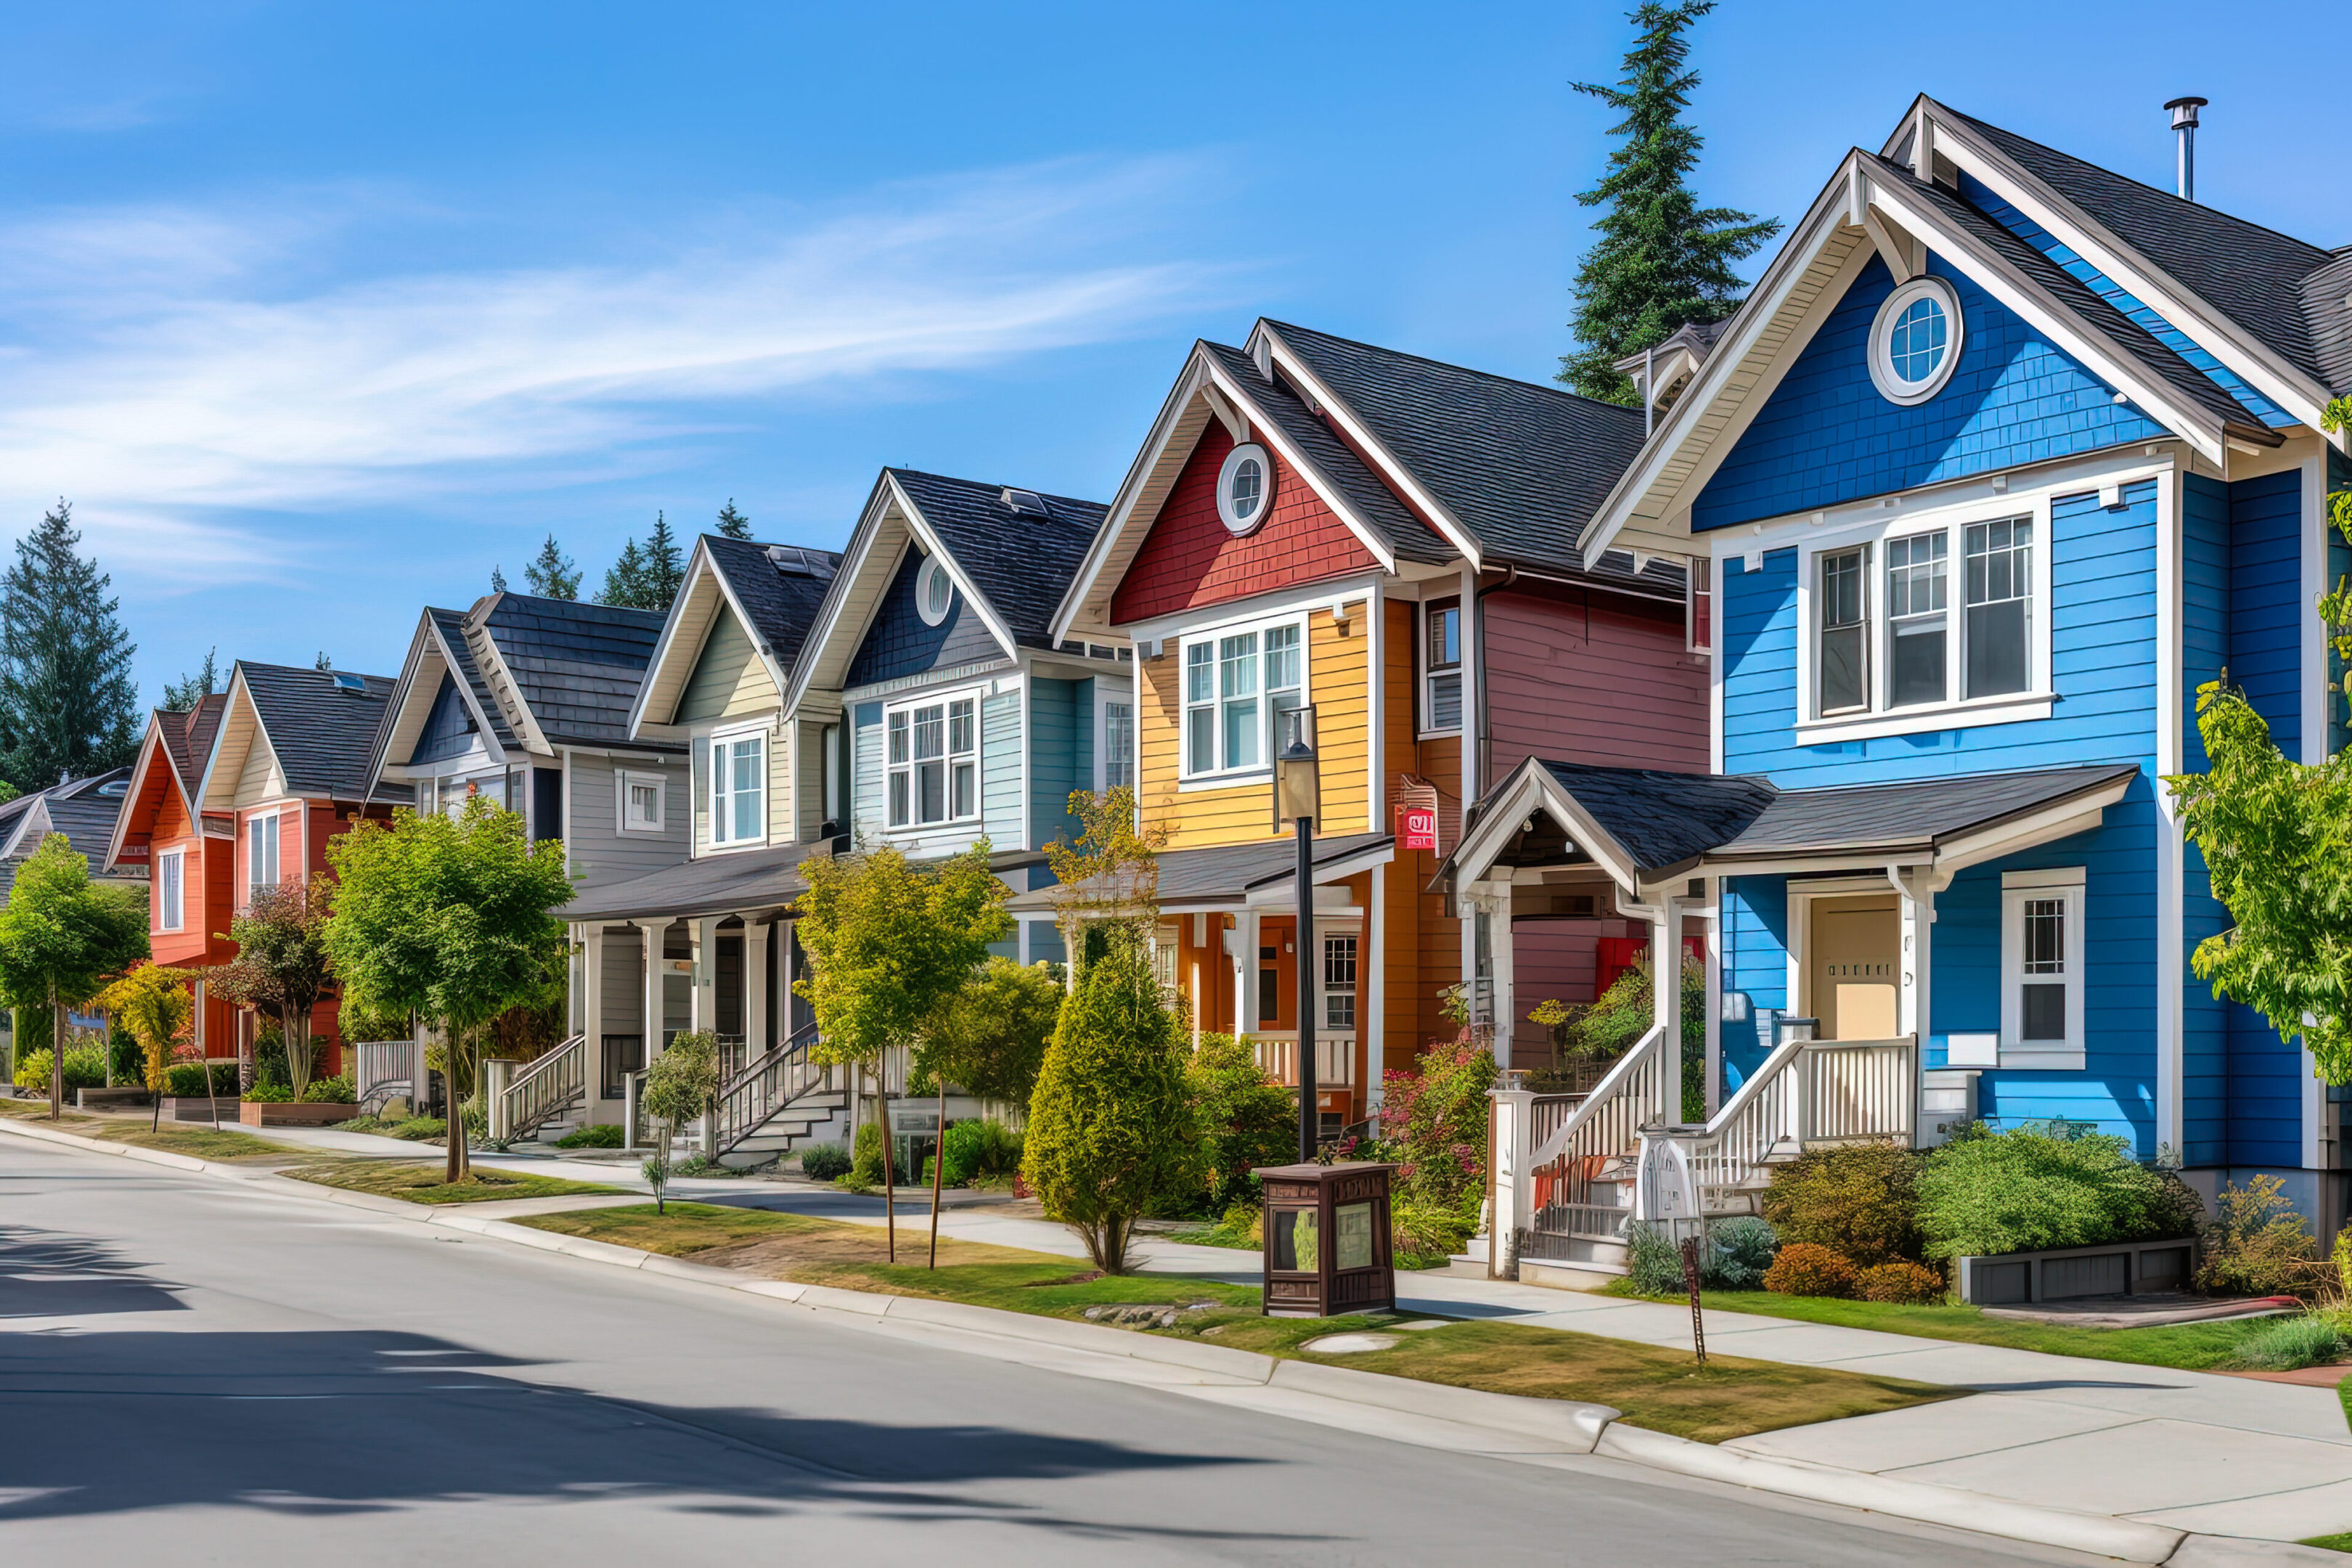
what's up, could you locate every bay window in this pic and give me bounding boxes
[886,693,977,829]
[1181,619,1304,778]
[709,730,766,846]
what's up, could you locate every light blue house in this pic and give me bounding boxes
[1456,97,2349,1261]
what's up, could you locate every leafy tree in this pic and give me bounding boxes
[489,564,507,593]
[97,961,192,1130]
[640,1028,721,1214]
[794,841,1011,1259]
[1023,922,1194,1272]
[714,499,754,541]
[1184,1032,1294,1216]
[1376,1032,1497,1209]
[912,956,1061,1108]
[324,798,574,1181]
[162,648,221,713]
[1045,785,1164,977]
[1557,2,1781,404]
[0,834,148,1116]
[205,878,337,1100]
[524,534,581,600]
[0,500,140,792]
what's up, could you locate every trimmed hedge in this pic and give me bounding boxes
[1858,1259,1945,1304]
[1763,1241,1859,1299]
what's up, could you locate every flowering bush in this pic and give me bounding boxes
[1762,1241,1859,1299]
[1376,1032,1495,1208]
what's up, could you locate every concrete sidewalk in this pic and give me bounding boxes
[92,1114,2352,1547]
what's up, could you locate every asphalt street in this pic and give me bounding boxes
[0,1136,2099,1565]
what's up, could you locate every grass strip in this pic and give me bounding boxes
[288,1158,623,1204]
[518,1202,1952,1443]
[2302,1533,2352,1554]
[1611,1285,2289,1371]
[0,1098,296,1161]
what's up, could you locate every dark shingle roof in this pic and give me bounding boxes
[470,593,671,750]
[240,661,399,799]
[884,470,1108,649]
[0,768,136,867]
[1538,763,1778,871]
[159,693,227,803]
[1948,108,2341,390]
[564,838,833,923]
[703,537,844,676]
[429,606,519,751]
[2301,250,2352,397]
[1871,156,2270,433]
[1262,322,1675,590]
[1005,832,1392,912]
[1198,343,1453,568]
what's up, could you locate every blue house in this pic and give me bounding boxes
[1454,97,2348,1272]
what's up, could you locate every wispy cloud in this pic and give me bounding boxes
[0,155,1227,584]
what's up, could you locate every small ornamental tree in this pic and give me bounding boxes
[207,878,336,1100]
[1045,785,1164,976]
[640,1028,721,1213]
[96,961,193,1130]
[324,799,573,1182]
[795,841,1010,1260]
[0,834,148,1117]
[1184,1033,1295,1216]
[913,956,1061,1109]
[1022,923,1195,1272]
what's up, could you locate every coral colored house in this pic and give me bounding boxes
[107,695,242,1060]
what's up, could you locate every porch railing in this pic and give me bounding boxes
[496,1034,587,1142]
[710,1019,826,1156]
[1251,1034,1355,1088]
[1521,1023,1675,1255]
[1686,1034,1917,1202]
[355,1039,424,1113]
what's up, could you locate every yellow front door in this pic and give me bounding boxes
[1809,895,1898,1040]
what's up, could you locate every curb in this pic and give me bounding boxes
[0,1114,2255,1561]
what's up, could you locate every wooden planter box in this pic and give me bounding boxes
[75,1087,154,1110]
[1956,1236,2197,1305]
[160,1097,241,1123]
[240,1101,359,1127]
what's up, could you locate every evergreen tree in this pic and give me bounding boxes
[314,651,332,671]
[523,534,581,600]
[596,537,653,610]
[1558,1,1781,404]
[161,647,221,712]
[489,564,507,594]
[643,511,685,603]
[0,500,139,791]
[714,499,753,540]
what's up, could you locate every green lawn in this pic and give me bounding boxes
[518,1202,1952,1442]
[2303,1533,2352,1554]
[0,1098,295,1161]
[287,1159,623,1204]
[1611,1286,2298,1372]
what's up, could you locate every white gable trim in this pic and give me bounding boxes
[626,540,792,738]
[460,613,552,758]
[195,669,283,814]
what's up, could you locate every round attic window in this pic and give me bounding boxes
[1217,442,1273,535]
[1869,276,1963,407]
[915,555,954,626]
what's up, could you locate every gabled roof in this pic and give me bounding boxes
[161,695,229,804]
[205,661,401,807]
[467,594,670,751]
[428,606,520,752]
[103,699,230,871]
[1939,108,2341,392]
[632,536,844,733]
[0,768,135,865]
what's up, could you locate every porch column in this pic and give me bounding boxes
[1231,911,1260,1046]
[746,918,770,1056]
[1702,879,1724,1116]
[583,928,607,1100]
[1490,889,1517,1066]
[568,928,586,1036]
[1895,870,1936,1148]
[633,919,667,1056]
[1651,890,1684,1118]
[689,916,719,1034]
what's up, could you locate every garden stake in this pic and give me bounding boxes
[1679,1235,1707,1364]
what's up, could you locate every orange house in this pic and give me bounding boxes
[107,695,242,1059]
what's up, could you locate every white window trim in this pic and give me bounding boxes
[1215,441,1274,536]
[246,810,281,897]
[615,769,668,836]
[155,847,184,934]
[1418,597,1463,739]
[1176,612,1310,785]
[1999,866,2086,1070]
[1792,492,2055,742]
[1095,685,1135,795]
[914,554,955,628]
[706,723,769,849]
[1686,555,1713,656]
[1869,274,1964,407]
[882,684,984,834]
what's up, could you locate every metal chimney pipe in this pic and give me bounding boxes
[2165,96,2207,202]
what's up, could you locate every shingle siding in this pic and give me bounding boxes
[845,546,1003,688]
[414,672,481,763]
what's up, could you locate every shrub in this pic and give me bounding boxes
[1757,1141,1924,1266]
[1377,1033,1496,1208]
[799,1143,853,1182]
[1858,1259,1946,1304]
[1392,1195,1479,1265]
[937,1117,1022,1187]
[554,1123,625,1150]
[1706,1216,1781,1289]
[300,1072,355,1104]
[851,1120,887,1186]
[1916,1122,2197,1261]
[2198,1175,2317,1297]
[2336,1227,2352,1299]
[1625,1223,1691,1295]
[165,1063,224,1096]
[1185,1033,1297,1214]
[1763,1241,1860,1298]
[12,1047,107,1095]
[2229,1312,2348,1371]
[389,1116,445,1140]
[242,1082,294,1103]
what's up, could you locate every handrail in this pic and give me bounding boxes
[712,1018,828,1156]
[1530,1023,1672,1166]
[1683,1034,1917,1196]
[502,1034,587,1140]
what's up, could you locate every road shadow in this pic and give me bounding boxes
[0,1222,187,1319]
[0,1327,1276,1539]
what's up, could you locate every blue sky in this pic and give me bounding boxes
[6,1,2347,700]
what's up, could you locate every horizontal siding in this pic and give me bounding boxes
[1719,875,1789,1091]
[2181,475,2231,1164]
[1028,678,1077,850]
[566,753,690,893]
[677,605,773,724]
[2226,469,2303,756]
[980,687,1023,851]
[1482,588,1707,781]
[851,703,883,844]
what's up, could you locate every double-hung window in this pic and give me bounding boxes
[1810,510,2040,724]
[2000,867,2084,1066]
[886,694,977,828]
[1818,547,1869,715]
[1424,600,1461,731]
[1102,700,1134,791]
[1964,518,2033,698]
[709,730,766,846]
[1323,934,1357,1031]
[156,849,184,933]
[246,813,279,898]
[1182,620,1303,777]
[1885,533,1948,707]
[616,769,666,834]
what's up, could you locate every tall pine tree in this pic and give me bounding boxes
[1558,1,1780,405]
[596,538,653,610]
[642,511,685,603]
[523,534,581,600]
[161,647,220,712]
[0,500,139,791]
[714,499,753,541]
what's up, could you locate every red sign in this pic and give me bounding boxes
[1395,803,1439,852]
